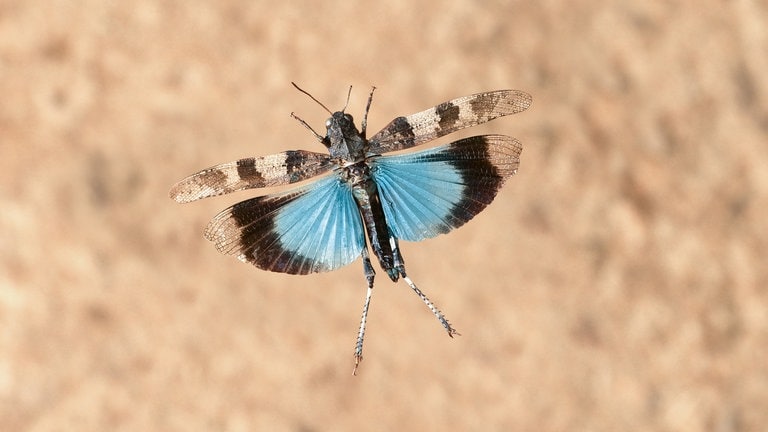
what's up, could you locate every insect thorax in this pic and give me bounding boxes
[326,112,368,163]
[340,161,373,188]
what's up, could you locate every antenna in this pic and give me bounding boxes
[291,82,332,114]
[342,85,353,112]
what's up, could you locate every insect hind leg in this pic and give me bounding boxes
[402,275,460,338]
[390,237,459,338]
[353,247,376,375]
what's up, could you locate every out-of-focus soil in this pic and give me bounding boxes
[2,1,767,431]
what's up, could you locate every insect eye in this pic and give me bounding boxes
[325,119,332,128]
[344,113,354,122]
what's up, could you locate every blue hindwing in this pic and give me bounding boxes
[370,135,520,242]
[205,174,366,274]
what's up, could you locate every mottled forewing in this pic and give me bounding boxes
[203,175,366,274]
[170,150,333,203]
[368,90,531,155]
[371,135,522,241]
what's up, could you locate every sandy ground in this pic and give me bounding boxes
[2,1,767,431]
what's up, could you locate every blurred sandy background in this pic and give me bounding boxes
[2,1,767,430]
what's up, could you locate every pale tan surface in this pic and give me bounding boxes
[2,1,767,431]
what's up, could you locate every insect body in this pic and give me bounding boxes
[170,84,532,374]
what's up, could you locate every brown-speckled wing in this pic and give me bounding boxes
[169,150,334,203]
[368,90,531,155]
